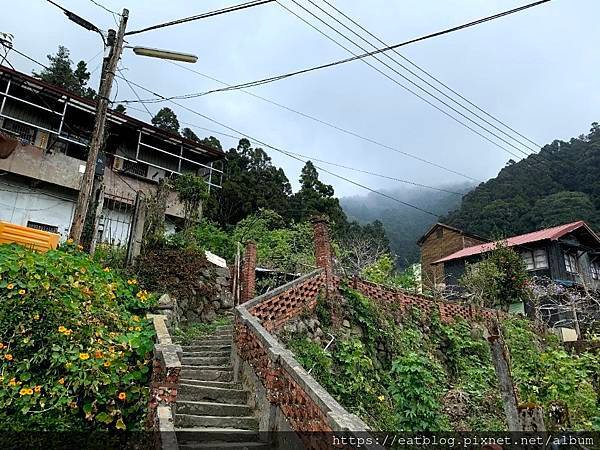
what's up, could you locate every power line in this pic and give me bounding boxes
[318,0,542,150]
[123,102,464,196]
[116,74,444,217]
[306,0,541,155]
[125,0,276,36]
[119,61,482,183]
[138,0,550,95]
[88,0,121,17]
[117,66,153,119]
[279,0,528,163]
[119,0,551,164]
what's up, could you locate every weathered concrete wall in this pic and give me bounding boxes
[0,143,186,218]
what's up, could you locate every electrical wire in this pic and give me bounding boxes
[121,60,482,182]
[123,102,464,195]
[117,66,153,119]
[126,1,550,96]
[116,74,445,217]
[124,0,276,36]
[306,0,541,155]
[318,0,542,150]
[281,0,541,165]
[88,0,121,17]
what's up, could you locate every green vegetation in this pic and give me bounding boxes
[361,255,417,291]
[0,243,156,431]
[503,317,600,430]
[33,45,96,99]
[287,285,600,431]
[445,122,600,237]
[287,287,505,431]
[460,242,530,311]
[174,316,231,345]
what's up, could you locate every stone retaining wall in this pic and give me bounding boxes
[147,313,181,450]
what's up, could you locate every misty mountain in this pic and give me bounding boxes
[341,182,474,267]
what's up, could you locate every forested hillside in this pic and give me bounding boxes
[341,184,472,266]
[444,122,600,238]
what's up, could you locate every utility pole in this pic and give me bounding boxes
[69,9,129,243]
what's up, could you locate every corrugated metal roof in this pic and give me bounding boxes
[433,221,594,264]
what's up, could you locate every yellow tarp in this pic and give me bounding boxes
[0,221,59,252]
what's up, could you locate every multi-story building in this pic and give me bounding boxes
[0,65,224,244]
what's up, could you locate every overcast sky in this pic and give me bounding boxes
[2,0,598,197]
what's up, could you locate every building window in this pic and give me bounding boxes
[591,261,600,280]
[26,221,58,234]
[563,252,578,274]
[521,248,548,271]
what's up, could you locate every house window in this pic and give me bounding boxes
[26,221,58,234]
[591,262,600,280]
[563,252,578,274]
[521,249,548,271]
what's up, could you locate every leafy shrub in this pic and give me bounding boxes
[389,351,450,431]
[361,255,417,290]
[503,317,600,430]
[0,243,156,431]
[134,246,214,304]
[92,243,126,270]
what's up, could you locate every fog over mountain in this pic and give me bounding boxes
[341,182,474,267]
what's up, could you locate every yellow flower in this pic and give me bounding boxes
[77,245,83,251]
[4,354,13,361]
[58,378,65,385]
[18,289,25,295]
[58,326,67,333]
[132,316,140,322]
[80,268,86,274]
[33,314,40,321]
[0,343,4,350]
[128,327,134,331]
[34,385,41,393]
[103,267,110,272]
[127,279,138,285]
[118,392,126,400]
[63,329,72,336]
[135,327,141,332]
[68,401,78,409]
[377,395,385,402]
[9,378,17,386]
[19,388,33,396]
[66,238,74,244]
[79,353,90,360]
[108,346,116,352]
[94,350,103,359]
[6,283,14,290]
[103,360,111,367]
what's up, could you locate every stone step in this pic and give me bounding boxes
[182,350,231,358]
[178,384,248,404]
[182,344,232,352]
[178,379,240,389]
[179,442,269,450]
[176,400,251,417]
[176,428,262,445]
[180,368,233,382]
[175,414,258,430]
[196,339,232,346]
[182,356,230,366]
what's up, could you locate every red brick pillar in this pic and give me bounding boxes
[311,216,334,295]
[241,241,257,303]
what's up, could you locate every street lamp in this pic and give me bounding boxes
[132,46,198,63]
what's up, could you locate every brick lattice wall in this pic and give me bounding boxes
[248,272,331,331]
[353,278,500,323]
[235,318,334,449]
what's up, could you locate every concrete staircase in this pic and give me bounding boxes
[175,324,268,449]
